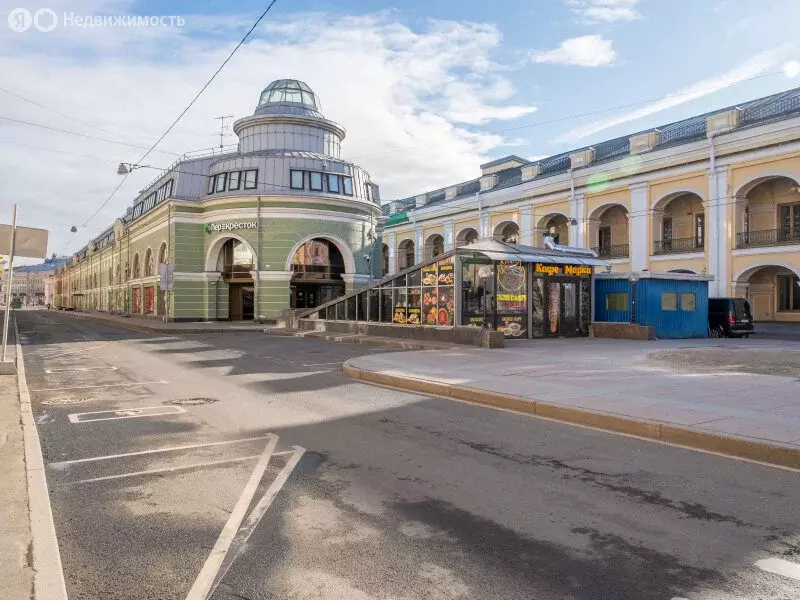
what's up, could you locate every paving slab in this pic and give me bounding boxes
[345,337,800,468]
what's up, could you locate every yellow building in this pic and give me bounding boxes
[380,88,800,323]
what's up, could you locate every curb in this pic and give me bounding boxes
[13,317,69,600]
[266,329,454,351]
[58,312,264,335]
[343,362,800,470]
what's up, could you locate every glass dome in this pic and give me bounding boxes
[254,79,323,117]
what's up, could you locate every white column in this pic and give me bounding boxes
[479,211,490,240]
[709,166,730,296]
[519,207,533,246]
[385,232,397,274]
[570,192,586,248]
[414,227,423,264]
[629,183,648,272]
[443,220,455,251]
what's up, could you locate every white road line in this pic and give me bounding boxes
[34,380,168,392]
[185,434,279,600]
[39,344,105,359]
[756,557,800,580]
[48,436,289,469]
[68,405,185,423]
[45,366,118,374]
[51,455,264,487]
[13,317,69,600]
[207,445,306,598]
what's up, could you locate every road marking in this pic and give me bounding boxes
[756,557,800,580]
[48,436,289,469]
[207,445,306,598]
[68,405,186,423]
[45,366,118,374]
[51,455,267,487]
[185,434,279,600]
[34,380,168,392]
[39,344,105,359]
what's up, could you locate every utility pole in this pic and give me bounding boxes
[214,115,234,150]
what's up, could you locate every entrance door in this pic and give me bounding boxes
[546,281,578,336]
[598,227,611,254]
[242,286,254,320]
[229,285,243,321]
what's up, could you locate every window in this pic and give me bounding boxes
[342,176,353,195]
[364,182,372,202]
[309,172,323,191]
[228,171,241,191]
[327,173,340,193]
[779,204,800,242]
[662,217,673,242]
[695,214,705,248]
[290,170,304,190]
[244,169,258,189]
[207,175,216,194]
[215,172,227,192]
[778,275,800,311]
[605,292,629,311]
[661,292,678,311]
[680,293,696,311]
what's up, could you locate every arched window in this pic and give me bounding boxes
[158,242,168,266]
[494,221,519,243]
[397,239,415,270]
[132,254,140,279]
[381,243,390,276]
[424,234,445,260]
[144,249,154,277]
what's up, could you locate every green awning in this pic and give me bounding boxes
[384,212,408,227]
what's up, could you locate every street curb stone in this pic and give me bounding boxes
[344,361,800,470]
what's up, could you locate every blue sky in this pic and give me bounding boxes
[1,0,799,256]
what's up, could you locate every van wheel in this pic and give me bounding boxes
[709,326,723,338]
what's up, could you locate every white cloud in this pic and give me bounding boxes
[566,0,642,24]
[554,49,785,144]
[531,35,615,67]
[783,60,800,78]
[0,2,537,255]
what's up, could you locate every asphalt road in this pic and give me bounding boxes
[15,310,800,600]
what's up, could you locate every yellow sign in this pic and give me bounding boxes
[534,263,593,277]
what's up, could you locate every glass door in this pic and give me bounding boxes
[560,282,577,336]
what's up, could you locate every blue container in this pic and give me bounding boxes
[594,273,712,338]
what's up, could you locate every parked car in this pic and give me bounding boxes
[708,297,754,338]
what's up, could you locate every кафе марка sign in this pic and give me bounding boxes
[533,263,593,277]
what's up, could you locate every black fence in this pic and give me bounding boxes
[736,228,800,249]
[652,237,703,255]
[593,244,630,259]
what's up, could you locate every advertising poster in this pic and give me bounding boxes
[437,259,455,286]
[132,288,141,313]
[393,306,407,324]
[496,315,527,338]
[422,288,438,325]
[437,287,455,325]
[422,264,437,287]
[407,306,421,325]
[496,261,527,312]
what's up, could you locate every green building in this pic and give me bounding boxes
[55,79,382,321]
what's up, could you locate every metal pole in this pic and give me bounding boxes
[2,204,18,362]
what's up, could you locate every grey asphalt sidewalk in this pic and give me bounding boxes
[0,345,34,598]
[345,337,800,468]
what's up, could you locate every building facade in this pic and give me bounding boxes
[381,88,800,323]
[54,79,382,320]
[1,256,67,306]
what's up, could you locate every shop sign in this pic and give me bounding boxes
[204,222,257,234]
[534,263,593,277]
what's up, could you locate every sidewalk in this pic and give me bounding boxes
[55,310,269,334]
[0,345,34,598]
[344,337,800,468]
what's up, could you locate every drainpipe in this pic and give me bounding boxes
[256,196,261,321]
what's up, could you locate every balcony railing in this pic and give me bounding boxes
[290,264,345,281]
[653,237,703,255]
[593,244,630,259]
[222,264,255,280]
[736,228,800,249]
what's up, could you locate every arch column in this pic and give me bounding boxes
[629,183,648,271]
[443,220,455,252]
[709,166,730,296]
[414,227,424,264]
[520,207,533,246]
[385,232,397,274]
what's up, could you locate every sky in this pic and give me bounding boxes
[1,0,800,259]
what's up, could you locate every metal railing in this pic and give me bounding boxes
[653,237,703,255]
[593,244,629,259]
[736,228,800,249]
[222,264,255,280]
[290,264,345,281]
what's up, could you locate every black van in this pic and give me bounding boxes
[708,298,755,338]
